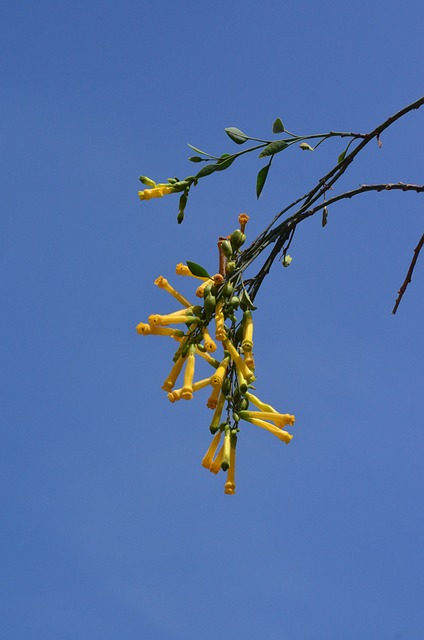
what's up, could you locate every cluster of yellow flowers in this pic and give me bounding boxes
[136,214,295,494]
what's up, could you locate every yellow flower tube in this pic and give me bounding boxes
[162,354,186,392]
[202,326,217,353]
[245,410,295,429]
[245,392,279,413]
[215,300,226,341]
[206,384,221,409]
[154,275,192,308]
[138,186,173,200]
[195,279,214,298]
[211,357,229,388]
[136,323,185,338]
[221,427,231,471]
[238,411,293,444]
[224,435,237,495]
[148,313,199,326]
[209,444,224,474]
[242,310,254,351]
[243,351,255,369]
[181,346,196,400]
[223,339,255,383]
[201,431,222,469]
[195,348,220,369]
[209,391,226,433]
[167,376,212,402]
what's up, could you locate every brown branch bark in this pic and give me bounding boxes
[392,234,424,314]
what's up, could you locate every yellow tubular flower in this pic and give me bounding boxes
[167,389,183,402]
[236,369,249,394]
[136,323,185,338]
[245,410,295,429]
[245,391,278,413]
[201,431,222,469]
[181,346,196,400]
[162,354,186,392]
[202,326,217,352]
[223,339,255,383]
[215,300,226,341]
[196,279,214,298]
[209,391,226,433]
[195,348,220,369]
[242,310,254,351]
[209,444,224,474]
[224,435,237,495]
[154,276,192,308]
[211,357,229,387]
[168,377,213,402]
[148,313,199,326]
[176,263,209,281]
[221,428,231,471]
[206,384,221,409]
[238,213,250,232]
[238,411,293,444]
[243,351,255,369]
[138,186,173,200]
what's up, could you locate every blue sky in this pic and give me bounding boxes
[1,1,423,638]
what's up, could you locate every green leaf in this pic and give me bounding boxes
[272,118,285,133]
[187,143,217,158]
[189,156,203,163]
[259,140,288,158]
[215,156,235,171]
[337,150,346,164]
[256,162,271,199]
[195,156,235,179]
[195,163,219,179]
[239,289,257,311]
[186,261,211,278]
[225,127,249,145]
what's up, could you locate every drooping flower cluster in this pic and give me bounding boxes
[136,214,295,494]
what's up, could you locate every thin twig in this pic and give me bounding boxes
[392,234,424,314]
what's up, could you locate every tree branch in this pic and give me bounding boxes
[392,234,424,314]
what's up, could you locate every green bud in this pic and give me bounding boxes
[139,176,156,187]
[222,378,231,396]
[172,180,190,193]
[282,255,293,268]
[226,260,236,273]
[238,397,249,411]
[221,240,233,258]
[230,229,246,250]
[222,282,234,298]
[204,293,216,319]
[299,142,314,151]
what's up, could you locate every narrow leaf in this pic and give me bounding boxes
[214,156,235,171]
[239,289,257,311]
[272,118,285,133]
[256,162,271,199]
[259,140,288,158]
[195,156,235,180]
[187,143,216,158]
[195,163,219,179]
[337,150,346,164]
[186,261,211,278]
[225,127,249,145]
